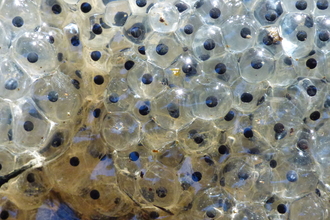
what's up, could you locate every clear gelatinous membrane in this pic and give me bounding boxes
[279,12,315,59]
[239,47,275,83]
[222,15,259,53]
[148,2,179,33]
[188,81,233,120]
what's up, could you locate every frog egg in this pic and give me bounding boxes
[222,15,259,53]
[279,12,315,59]
[295,50,326,79]
[0,57,31,100]
[239,47,275,83]
[188,81,232,120]
[314,0,330,16]
[164,52,202,89]
[105,0,131,27]
[282,0,315,13]
[145,32,182,68]
[11,32,58,77]
[0,0,41,36]
[127,62,166,99]
[114,143,151,175]
[137,163,180,207]
[258,26,284,55]
[104,78,135,112]
[40,0,69,29]
[148,2,179,33]
[192,187,235,219]
[315,16,330,52]
[123,15,150,45]
[253,0,284,26]
[30,72,82,122]
[12,98,52,150]
[102,112,141,150]
[175,14,204,49]
[219,155,259,201]
[151,88,194,131]
[192,24,225,61]
[231,78,270,112]
[194,0,228,25]
[177,119,220,153]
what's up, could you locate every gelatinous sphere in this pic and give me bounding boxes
[279,13,315,58]
[148,2,179,33]
[222,16,258,53]
[240,47,275,83]
[189,82,232,120]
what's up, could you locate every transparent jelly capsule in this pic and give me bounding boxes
[13,98,51,150]
[38,127,72,162]
[131,99,152,123]
[127,62,166,99]
[137,163,180,207]
[264,195,291,219]
[164,52,202,89]
[145,32,182,68]
[177,155,218,193]
[253,0,283,26]
[80,14,113,50]
[194,0,228,25]
[222,15,259,53]
[73,181,133,217]
[30,72,81,122]
[177,119,220,153]
[102,112,141,150]
[219,155,259,201]
[0,0,41,36]
[239,47,275,83]
[0,146,17,176]
[272,160,318,199]
[188,81,232,120]
[287,77,328,112]
[314,0,330,16]
[294,50,326,79]
[231,78,270,112]
[104,77,135,112]
[151,88,194,131]
[123,15,150,45]
[11,32,58,77]
[192,25,225,61]
[175,14,203,49]
[268,54,297,86]
[279,13,315,59]
[105,0,131,27]
[258,26,283,56]
[114,143,151,175]
[141,120,177,150]
[201,52,240,86]
[148,2,179,33]
[40,0,69,29]
[192,187,234,219]
[315,16,330,52]
[253,98,303,146]
[282,0,314,13]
